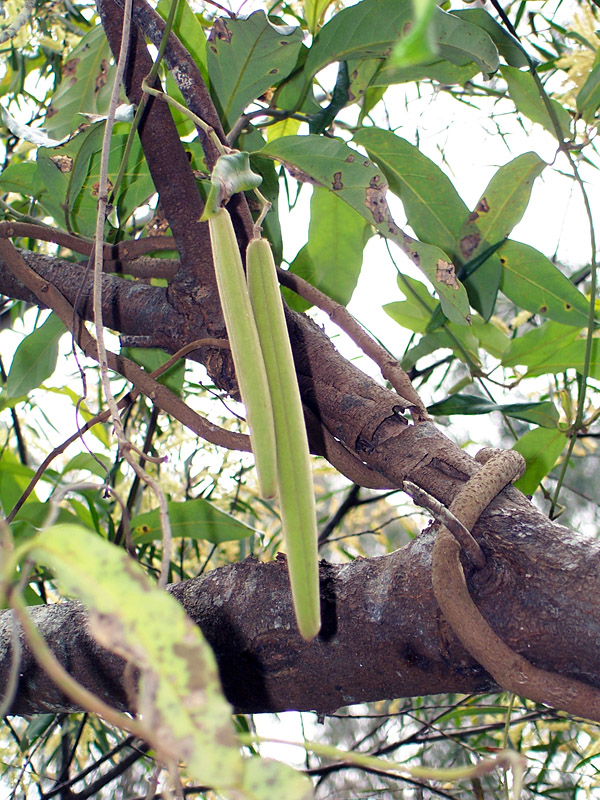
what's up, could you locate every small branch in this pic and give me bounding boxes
[0,0,34,43]
[276,267,427,417]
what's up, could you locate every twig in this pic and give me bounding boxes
[0,0,35,43]
[276,267,427,417]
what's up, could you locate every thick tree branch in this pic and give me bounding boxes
[1,493,598,716]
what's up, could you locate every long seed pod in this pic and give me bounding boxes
[246,235,321,640]
[208,208,278,500]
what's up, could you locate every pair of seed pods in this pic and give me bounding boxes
[209,208,320,640]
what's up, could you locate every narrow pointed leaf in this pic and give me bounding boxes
[501,66,571,139]
[132,498,256,544]
[4,314,65,400]
[307,186,368,305]
[500,240,591,327]
[353,127,468,261]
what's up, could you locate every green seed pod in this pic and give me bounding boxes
[247,236,321,640]
[208,209,278,500]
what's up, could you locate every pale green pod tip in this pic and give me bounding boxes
[246,235,321,639]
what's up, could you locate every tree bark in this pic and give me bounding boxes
[1,489,599,716]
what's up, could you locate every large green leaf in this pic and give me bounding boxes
[499,240,592,328]
[207,11,303,126]
[307,186,369,305]
[27,525,244,788]
[383,274,436,334]
[501,66,571,140]
[434,8,499,76]
[428,393,559,428]
[2,313,65,401]
[512,427,567,494]
[458,152,546,320]
[281,244,316,313]
[44,25,115,139]
[0,161,37,196]
[131,498,256,544]
[305,0,498,79]
[353,127,468,261]
[259,134,470,324]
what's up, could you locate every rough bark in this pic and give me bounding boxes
[2,491,599,716]
[1,0,599,721]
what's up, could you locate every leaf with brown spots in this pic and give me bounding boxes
[207,11,303,126]
[44,26,115,140]
[499,240,591,328]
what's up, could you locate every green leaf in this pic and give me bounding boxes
[35,126,154,235]
[207,11,303,126]
[451,9,529,68]
[501,66,571,140]
[281,244,316,313]
[501,321,580,370]
[305,0,498,79]
[434,8,499,76]
[131,498,256,544]
[62,452,112,479]
[499,240,592,327]
[305,0,413,78]
[303,0,336,35]
[512,427,567,494]
[427,393,559,428]
[202,151,263,219]
[0,161,37,196]
[259,134,470,324]
[121,347,185,396]
[470,316,510,359]
[3,313,65,400]
[373,59,478,88]
[307,186,368,305]
[501,321,600,381]
[383,274,436,334]
[27,525,244,788]
[44,25,115,139]
[353,127,468,261]
[459,152,546,320]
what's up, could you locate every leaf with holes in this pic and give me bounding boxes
[459,152,546,320]
[44,25,115,139]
